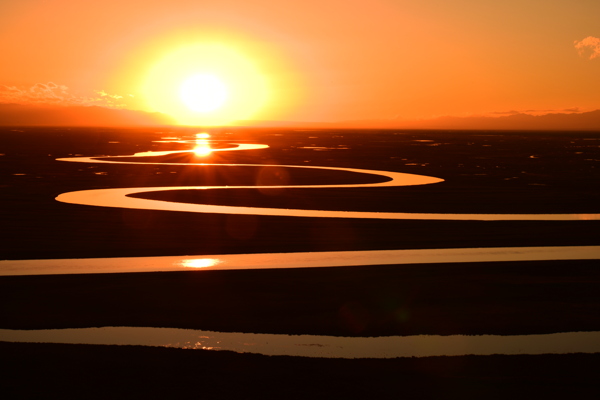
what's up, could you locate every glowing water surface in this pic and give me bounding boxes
[1,246,599,276]
[1,327,599,358]
[4,138,598,359]
[54,144,599,221]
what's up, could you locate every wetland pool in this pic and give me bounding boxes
[1,327,599,358]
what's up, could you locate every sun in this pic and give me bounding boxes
[180,74,228,112]
[140,43,270,126]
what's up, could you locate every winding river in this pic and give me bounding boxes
[2,136,599,358]
[55,142,599,221]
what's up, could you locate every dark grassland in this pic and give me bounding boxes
[1,127,599,399]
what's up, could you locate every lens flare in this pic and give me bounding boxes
[193,132,212,156]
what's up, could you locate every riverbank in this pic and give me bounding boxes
[1,341,598,399]
[2,260,598,336]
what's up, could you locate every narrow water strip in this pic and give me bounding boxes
[1,327,599,358]
[1,246,599,276]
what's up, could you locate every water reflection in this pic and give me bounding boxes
[54,146,600,221]
[1,246,599,276]
[180,258,222,269]
[5,137,599,359]
[193,132,212,156]
[1,327,598,358]
[56,143,268,165]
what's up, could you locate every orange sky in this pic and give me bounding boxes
[1,0,599,126]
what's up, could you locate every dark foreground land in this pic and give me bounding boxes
[2,261,599,336]
[1,127,599,398]
[2,341,598,399]
[2,261,600,398]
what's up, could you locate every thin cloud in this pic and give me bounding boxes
[488,108,583,117]
[490,110,521,116]
[0,82,69,104]
[522,108,582,115]
[95,90,123,100]
[574,36,600,60]
[561,107,581,113]
[0,82,127,108]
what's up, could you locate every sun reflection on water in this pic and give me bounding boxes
[180,258,222,269]
[193,132,213,156]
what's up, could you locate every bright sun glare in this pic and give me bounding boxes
[180,74,228,112]
[141,43,269,126]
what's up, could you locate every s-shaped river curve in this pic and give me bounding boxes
[56,143,599,221]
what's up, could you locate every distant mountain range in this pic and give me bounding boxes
[1,102,599,130]
[0,103,175,127]
[386,110,600,131]
[239,110,600,131]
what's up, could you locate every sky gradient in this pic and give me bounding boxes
[1,0,599,127]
